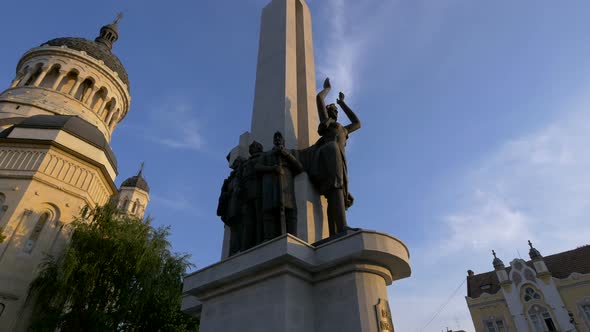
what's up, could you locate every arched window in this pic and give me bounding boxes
[39,65,61,89]
[91,87,108,113]
[108,109,120,128]
[120,199,129,211]
[102,99,115,121]
[74,78,93,102]
[24,213,49,253]
[0,303,5,317]
[14,66,29,86]
[528,305,557,332]
[24,65,43,86]
[132,200,138,214]
[524,287,541,302]
[57,71,78,94]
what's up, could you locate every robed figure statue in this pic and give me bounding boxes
[256,132,303,240]
[302,78,361,236]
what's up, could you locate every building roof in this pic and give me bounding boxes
[467,245,590,298]
[120,169,150,193]
[42,37,129,89]
[0,115,117,169]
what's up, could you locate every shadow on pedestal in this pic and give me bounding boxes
[182,229,411,332]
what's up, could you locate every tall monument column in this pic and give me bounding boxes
[184,1,411,331]
[250,0,318,150]
[226,0,327,253]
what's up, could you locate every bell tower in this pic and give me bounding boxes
[114,163,150,219]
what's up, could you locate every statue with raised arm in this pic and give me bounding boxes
[304,77,361,236]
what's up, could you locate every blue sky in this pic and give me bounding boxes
[2,0,590,331]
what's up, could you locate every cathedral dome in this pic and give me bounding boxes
[121,169,150,193]
[1,15,132,142]
[42,37,129,89]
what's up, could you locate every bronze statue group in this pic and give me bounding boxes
[217,78,361,256]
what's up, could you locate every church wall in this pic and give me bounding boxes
[0,18,148,331]
[0,143,116,331]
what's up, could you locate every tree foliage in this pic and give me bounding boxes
[0,227,5,243]
[28,204,199,331]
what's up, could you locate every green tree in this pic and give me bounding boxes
[0,227,5,243]
[28,204,199,331]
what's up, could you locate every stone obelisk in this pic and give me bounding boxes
[223,0,327,258]
[250,0,318,150]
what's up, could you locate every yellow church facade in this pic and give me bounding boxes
[466,242,590,332]
[0,18,149,331]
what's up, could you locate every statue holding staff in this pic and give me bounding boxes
[256,131,303,240]
[240,141,265,250]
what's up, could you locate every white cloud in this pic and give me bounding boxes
[444,101,590,255]
[391,86,590,332]
[127,99,205,151]
[150,193,204,218]
[150,102,204,151]
[315,0,394,95]
[444,191,531,253]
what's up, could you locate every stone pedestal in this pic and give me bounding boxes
[182,230,411,332]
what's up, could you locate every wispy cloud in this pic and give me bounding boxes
[148,102,204,151]
[443,97,590,255]
[125,98,205,152]
[315,0,393,95]
[444,191,531,254]
[150,193,204,218]
[389,81,590,331]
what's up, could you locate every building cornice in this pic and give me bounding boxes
[0,138,117,192]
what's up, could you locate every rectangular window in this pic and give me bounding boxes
[484,320,506,332]
[485,321,496,332]
[530,314,544,332]
[583,304,590,321]
[541,312,557,331]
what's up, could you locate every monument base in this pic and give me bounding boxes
[182,230,411,332]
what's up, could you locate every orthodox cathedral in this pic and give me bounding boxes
[0,18,149,330]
